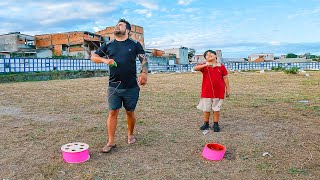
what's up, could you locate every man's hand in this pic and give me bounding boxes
[139,72,148,86]
[103,59,115,65]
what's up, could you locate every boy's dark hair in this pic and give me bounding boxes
[204,50,216,59]
[118,18,131,32]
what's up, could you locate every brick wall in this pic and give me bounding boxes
[69,32,84,45]
[35,35,52,48]
[52,33,68,45]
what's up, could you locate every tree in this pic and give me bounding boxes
[309,54,317,59]
[286,53,298,58]
[188,48,196,61]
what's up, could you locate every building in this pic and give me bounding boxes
[249,53,274,62]
[0,32,36,58]
[190,55,206,64]
[222,58,246,63]
[164,47,188,64]
[1,23,144,59]
[277,57,312,63]
[216,50,222,63]
[35,31,104,59]
[96,24,144,47]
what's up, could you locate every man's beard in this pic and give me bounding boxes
[114,30,126,36]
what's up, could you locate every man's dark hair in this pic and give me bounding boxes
[204,50,216,59]
[118,18,131,32]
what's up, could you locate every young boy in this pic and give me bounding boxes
[193,50,230,132]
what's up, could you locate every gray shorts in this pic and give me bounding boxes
[107,86,140,111]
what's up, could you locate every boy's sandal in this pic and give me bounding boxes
[127,136,137,144]
[101,144,116,153]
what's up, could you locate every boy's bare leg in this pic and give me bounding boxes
[204,111,210,122]
[213,111,219,123]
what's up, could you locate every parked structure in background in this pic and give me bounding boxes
[248,53,274,62]
[0,32,36,58]
[96,24,144,47]
[35,31,103,59]
[164,47,188,64]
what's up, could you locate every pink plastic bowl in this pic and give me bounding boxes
[202,143,226,161]
[61,142,90,163]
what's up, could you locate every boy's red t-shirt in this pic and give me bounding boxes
[200,64,228,99]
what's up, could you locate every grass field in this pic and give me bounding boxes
[0,71,319,179]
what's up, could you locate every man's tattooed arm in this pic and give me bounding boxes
[138,54,149,73]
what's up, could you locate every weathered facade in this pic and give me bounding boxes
[35,31,104,59]
[96,25,145,47]
[0,32,36,58]
[164,47,189,64]
[249,53,274,62]
[190,55,206,64]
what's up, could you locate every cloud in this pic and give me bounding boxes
[288,6,320,19]
[0,1,122,34]
[123,9,129,15]
[177,0,193,6]
[134,9,152,18]
[182,8,198,13]
[135,0,159,10]
[269,41,281,46]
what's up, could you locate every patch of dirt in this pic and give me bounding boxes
[0,72,319,179]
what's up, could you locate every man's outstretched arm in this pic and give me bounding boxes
[138,54,149,73]
[138,54,149,85]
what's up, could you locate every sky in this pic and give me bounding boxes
[1,0,320,57]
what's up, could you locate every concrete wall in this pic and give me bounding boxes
[37,49,52,58]
[0,35,18,52]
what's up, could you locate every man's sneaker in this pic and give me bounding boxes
[212,123,220,132]
[200,123,210,130]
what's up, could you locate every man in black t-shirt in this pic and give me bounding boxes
[91,19,149,153]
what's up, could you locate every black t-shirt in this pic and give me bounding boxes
[95,38,145,89]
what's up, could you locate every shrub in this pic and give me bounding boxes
[284,67,300,74]
[271,66,285,71]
